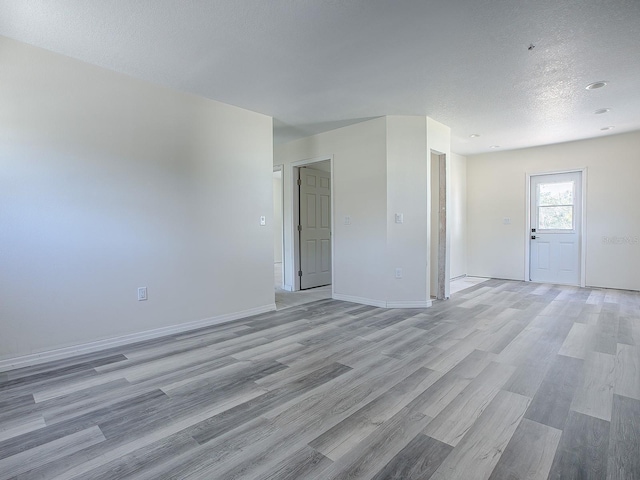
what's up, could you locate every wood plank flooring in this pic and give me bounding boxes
[1,279,640,479]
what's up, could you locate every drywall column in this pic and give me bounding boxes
[275,115,453,307]
[385,116,430,307]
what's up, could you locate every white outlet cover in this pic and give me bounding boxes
[395,213,403,224]
[344,216,351,225]
[260,215,266,226]
[395,268,403,278]
[503,217,511,225]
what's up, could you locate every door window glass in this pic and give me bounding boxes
[537,181,574,230]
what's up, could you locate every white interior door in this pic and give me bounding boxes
[299,167,331,289]
[530,171,582,285]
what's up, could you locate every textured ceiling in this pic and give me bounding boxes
[1,0,639,155]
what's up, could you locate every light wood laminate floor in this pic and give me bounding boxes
[1,279,639,479]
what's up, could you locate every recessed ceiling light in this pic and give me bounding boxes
[586,81,608,90]
[594,108,611,114]
[490,145,501,149]
[469,134,480,138]
[600,126,615,131]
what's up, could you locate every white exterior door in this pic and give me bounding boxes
[530,171,582,285]
[299,167,331,289]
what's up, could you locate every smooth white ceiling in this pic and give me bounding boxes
[1,0,639,155]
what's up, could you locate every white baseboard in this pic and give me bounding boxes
[0,303,276,372]
[450,274,467,281]
[386,300,433,308]
[332,293,387,308]
[332,294,432,309]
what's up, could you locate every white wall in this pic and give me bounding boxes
[273,170,283,264]
[450,153,468,279]
[312,160,331,172]
[467,131,640,291]
[0,37,274,362]
[274,118,389,303]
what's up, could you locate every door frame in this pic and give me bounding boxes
[525,168,587,287]
[429,152,449,299]
[289,155,334,293]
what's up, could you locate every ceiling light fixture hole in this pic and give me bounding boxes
[586,81,608,90]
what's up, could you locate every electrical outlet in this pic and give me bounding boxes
[344,216,351,225]
[395,213,403,224]
[137,287,147,301]
[395,268,403,279]
[260,216,266,226]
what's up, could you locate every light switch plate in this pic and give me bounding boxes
[137,287,147,301]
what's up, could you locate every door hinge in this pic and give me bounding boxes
[297,178,302,186]
[298,270,302,277]
[297,225,302,232]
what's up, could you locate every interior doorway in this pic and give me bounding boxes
[527,170,585,286]
[291,158,333,291]
[430,152,448,300]
[273,166,284,289]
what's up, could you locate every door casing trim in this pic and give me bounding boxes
[289,156,334,294]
